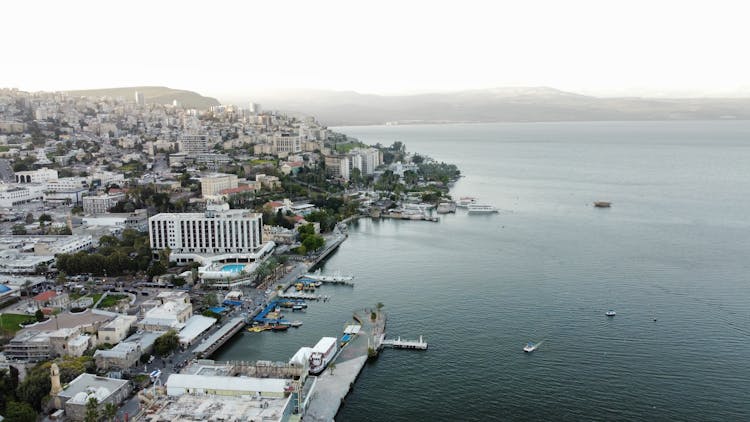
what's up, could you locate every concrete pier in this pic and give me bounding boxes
[304,310,385,421]
[192,317,245,358]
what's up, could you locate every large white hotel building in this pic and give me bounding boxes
[148,203,273,266]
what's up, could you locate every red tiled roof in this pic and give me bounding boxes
[33,290,57,302]
[265,201,283,208]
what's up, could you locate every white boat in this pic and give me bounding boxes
[291,320,303,327]
[309,337,338,375]
[456,197,477,208]
[523,342,538,353]
[437,202,457,214]
[605,310,616,317]
[467,204,498,214]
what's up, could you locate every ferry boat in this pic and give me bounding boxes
[456,197,477,208]
[605,310,616,317]
[309,337,338,375]
[594,201,612,208]
[523,342,539,353]
[467,204,498,214]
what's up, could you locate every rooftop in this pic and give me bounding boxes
[166,374,288,394]
[58,373,129,402]
[150,393,291,422]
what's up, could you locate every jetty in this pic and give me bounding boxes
[192,317,245,358]
[304,310,385,421]
[278,291,321,300]
[381,335,428,350]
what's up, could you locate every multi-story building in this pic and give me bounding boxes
[15,167,58,184]
[272,133,302,154]
[200,173,238,198]
[325,155,350,180]
[179,134,209,155]
[149,203,268,264]
[82,193,125,214]
[134,91,145,106]
[0,183,45,207]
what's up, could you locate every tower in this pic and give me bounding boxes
[50,363,62,395]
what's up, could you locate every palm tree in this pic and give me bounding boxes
[102,402,118,422]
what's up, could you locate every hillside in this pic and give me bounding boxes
[65,86,220,109]
[236,87,750,126]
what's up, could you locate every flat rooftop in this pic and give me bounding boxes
[149,393,291,422]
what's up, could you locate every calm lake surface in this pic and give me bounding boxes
[217,121,750,421]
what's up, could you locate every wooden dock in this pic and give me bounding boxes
[381,335,428,350]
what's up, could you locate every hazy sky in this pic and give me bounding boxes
[3,0,749,97]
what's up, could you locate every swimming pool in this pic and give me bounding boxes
[221,264,246,273]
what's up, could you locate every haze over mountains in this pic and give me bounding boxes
[234,87,750,126]
[62,85,750,126]
[65,86,220,109]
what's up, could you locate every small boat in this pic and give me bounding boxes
[605,310,616,317]
[271,324,290,331]
[291,320,303,328]
[523,342,538,353]
[247,325,271,333]
[292,304,304,311]
[467,204,498,214]
[594,201,612,208]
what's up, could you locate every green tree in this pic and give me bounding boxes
[4,401,37,422]
[102,402,118,422]
[12,224,27,235]
[34,309,45,322]
[153,330,180,357]
[38,213,52,223]
[84,397,99,422]
[146,261,167,278]
[25,213,34,224]
[16,370,51,411]
[0,368,19,414]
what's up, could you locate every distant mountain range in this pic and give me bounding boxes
[65,86,220,109]
[233,87,750,126]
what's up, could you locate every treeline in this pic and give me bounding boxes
[56,229,153,277]
[0,356,96,417]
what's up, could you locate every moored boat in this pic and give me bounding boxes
[291,320,303,328]
[467,204,498,214]
[309,337,338,375]
[457,197,477,208]
[271,324,290,331]
[594,201,612,208]
[605,310,616,317]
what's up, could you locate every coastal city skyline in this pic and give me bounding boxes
[0,1,748,421]
[3,0,750,98]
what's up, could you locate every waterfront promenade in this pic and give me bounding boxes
[304,309,386,421]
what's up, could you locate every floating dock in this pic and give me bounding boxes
[381,335,428,350]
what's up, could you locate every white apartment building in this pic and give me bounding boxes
[15,167,58,184]
[82,193,125,214]
[149,203,268,264]
[200,173,238,198]
[0,183,45,207]
[45,177,88,191]
[272,134,302,154]
[179,134,209,155]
